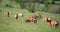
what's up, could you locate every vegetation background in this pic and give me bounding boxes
[0,0,60,32]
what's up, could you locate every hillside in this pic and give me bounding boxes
[0,0,60,32]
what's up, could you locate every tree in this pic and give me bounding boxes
[10,0,27,8]
[43,0,50,12]
[28,0,36,13]
[51,0,55,4]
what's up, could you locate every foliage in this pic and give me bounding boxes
[51,0,55,4]
[28,5,35,13]
[48,6,60,14]
[5,4,12,8]
[0,0,2,3]
[55,0,60,1]
[0,8,60,32]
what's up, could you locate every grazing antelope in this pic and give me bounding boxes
[6,11,9,17]
[15,14,18,19]
[43,16,59,28]
[34,11,41,19]
[18,13,23,17]
[25,17,37,23]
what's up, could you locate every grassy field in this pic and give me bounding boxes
[0,7,60,32]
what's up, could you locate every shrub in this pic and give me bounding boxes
[48,6,60,14]
[5,4,12,8]
[28,7,35,13]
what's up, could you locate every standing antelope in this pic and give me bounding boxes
[18,13,23,17]
[15,14,18,19]
[43,16,59,29]
[6,11,9,17]
[25,17,37,23]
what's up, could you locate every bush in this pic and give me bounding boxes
[28,4,35,13]
[5,4,12,8]
[28,7,35,13]
[39,0,45,4]
[48,6,60,14]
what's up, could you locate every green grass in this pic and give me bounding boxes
[0,8,60,32]
[0,0,60,32]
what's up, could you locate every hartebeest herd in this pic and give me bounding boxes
[5,11,59,29]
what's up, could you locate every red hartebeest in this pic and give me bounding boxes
[43,16,59,28]
[25,17,37,23]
